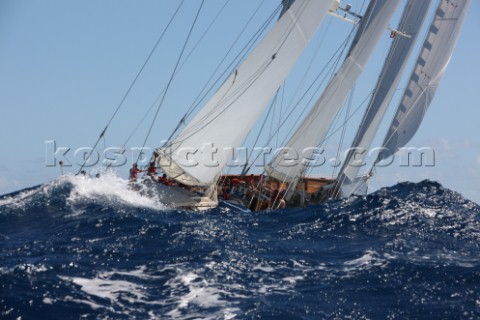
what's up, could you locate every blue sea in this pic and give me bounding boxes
[1,174,479,319]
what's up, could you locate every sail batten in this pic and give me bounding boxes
[335,0,432,196]
[158,0,335,186]
[378,0,471,162]
[267,0,402,183]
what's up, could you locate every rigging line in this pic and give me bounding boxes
[184,1,274,118]
[112,0,232,162]
[353,0,414,140]
[322,91,374,149]
[334,29,403,185]
[168,0,307,149]
[281,1,370,190]
[168,1,320,154]
[166,2,289,149]
[244,57,338,172]
[260,17,334,163]
[331,85,355,180]
[164,3,282,144]
[136,0,206,164]
[304,44,350,157]
[275,85,286,148]
[271,16,361,179]
[286,13,333,112]
[146,0,235,144]
[242,90,280,175]
[104,99,157,171]
[166,58,275,149]
[280,41,346,148]
[262,27,359,157]
[166,32,272,145]
[268,85,280,146]
[277,5,362,147]
[178,0,232,71]
[77,1,185,175]
[302,89,374,178]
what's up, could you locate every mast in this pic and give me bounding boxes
[266,0,402,186]
[156,0,335,186]
[333,0,432,197]
[377,0,471,163]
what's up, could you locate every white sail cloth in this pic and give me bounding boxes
[378,0,471,161]
[267,0,402,183]
[335,0,432,192]
[158,0,335,186]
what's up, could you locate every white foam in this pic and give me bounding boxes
[60,276,147,302]
[0,171,167,212]
[282,275,304,284]
[62,172,165,210]
[252,263,275,273]
[342,250,385,272]
[165,268,240,319]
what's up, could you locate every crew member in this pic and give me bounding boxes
[147,162,157,177]
[129,163,141,181]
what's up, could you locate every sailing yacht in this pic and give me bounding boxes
[130,0,470,211]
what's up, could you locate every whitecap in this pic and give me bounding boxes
[62,171,165,210]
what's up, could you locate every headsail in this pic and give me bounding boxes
[266,0,402,184]
[334,0,432,196]
[377,0,471,162]
[157,0,335,186]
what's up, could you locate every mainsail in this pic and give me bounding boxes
[266,0,401,183]
[377,0,471,162]
[334,0,432,196]
[157,0,335,186]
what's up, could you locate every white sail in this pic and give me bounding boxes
[157,0,335,186]
[335,0,432,195]
[378,0,471,161]
[267,0,401,183]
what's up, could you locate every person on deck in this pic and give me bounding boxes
[129,163,141,181]
[158,173,168,184]
[158,173,176,186]
[147,162,157,177]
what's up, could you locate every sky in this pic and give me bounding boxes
[0,0,479,203]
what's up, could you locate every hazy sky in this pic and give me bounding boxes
[1,0,479,203]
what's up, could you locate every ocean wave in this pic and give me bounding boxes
[1,179,479,318]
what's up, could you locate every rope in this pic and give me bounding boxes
[331,86,354,180]
[77,1,185,174]
[109,0,231,168]
[165,3,281,145]
[167,1,316,151]
[242,90,280,175]
[242,28,357,172]
[136,0,205,164]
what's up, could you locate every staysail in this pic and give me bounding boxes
[377,0,471,162]
[266,0,401,184]
[334,0,432,196]
[156,0,335,186]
